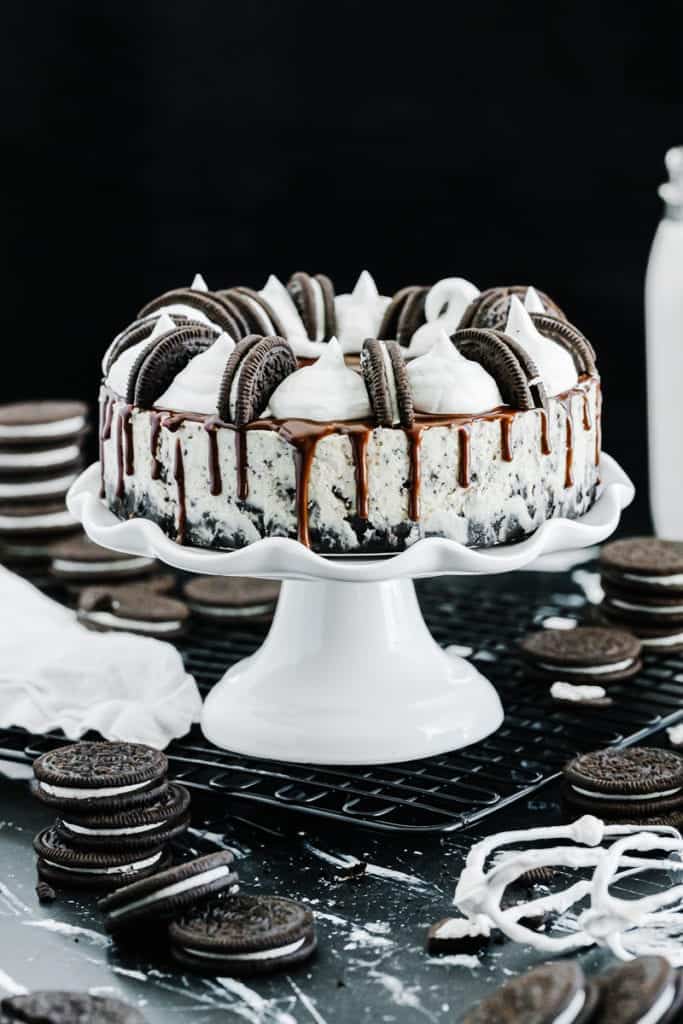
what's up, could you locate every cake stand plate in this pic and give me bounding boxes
[67,455,633,765]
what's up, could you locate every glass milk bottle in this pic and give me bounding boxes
[646,147,683,539]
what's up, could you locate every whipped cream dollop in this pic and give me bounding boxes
[335,271,390,353]
[259,275,325,358]
[407,277,480,358]
[106,313,176,397]
[269,338,371,421]
[504,297,578,396]
[191,272,209,291]
[406,331,503,414]
[523,285,545,314]
[154,332,235,413]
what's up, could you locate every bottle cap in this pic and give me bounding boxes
[659,147,683,207]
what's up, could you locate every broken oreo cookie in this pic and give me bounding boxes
[217,334,297,427]
[360,339,414,427]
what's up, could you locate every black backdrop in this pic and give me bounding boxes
[4,2,682,531]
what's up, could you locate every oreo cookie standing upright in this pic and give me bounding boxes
[519,626,642,684]
[562,746,683,822]
[462,961,597,1024]
[360,339,414,427]
[218,335,297,427]
[378,285,429,346]
[287,272,337,342]
[458,285,566,330]
[453,328,547,411]
[597,955,683,1024]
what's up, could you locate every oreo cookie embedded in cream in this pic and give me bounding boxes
[453,328,548,411]
[287,271,337,342]
[378,285,429,346]
[218,334,297,426]
[138,287,243,338]
[360,339,414,427]
[458,284,566,331]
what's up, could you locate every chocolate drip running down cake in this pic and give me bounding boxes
[98,273,602,555]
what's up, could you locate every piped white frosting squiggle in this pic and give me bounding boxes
[335,271,390,353]
[406,332,504,414]
[406,278,480,358]
[154,332,235,414]
[504,297,578,396]
[269,338,371,421]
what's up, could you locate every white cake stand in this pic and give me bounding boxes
[67,455,633,765]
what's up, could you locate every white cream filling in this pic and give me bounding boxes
[0,444,80,469]
[636,982,675,1024]
[380,344,400,425]
[82,611,183,634]
[52,556,155,575]
[63,820,161,837]
[0,509,78,530]
[0,472,78,499]
[641,632,683,647]
[553,989,586,1024]
[40,779,150,799]
[434,917,484,940]
[182,935,306,962]
[539,658,634,675]
[571,784,681,802]
[188,601,273,618]
[0,415,85,440]
[108,865,233,919]
[43,850,162,875]
[622,572,683,587]
[610,598,683,615]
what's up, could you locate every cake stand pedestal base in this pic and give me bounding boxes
[201,577,503,765]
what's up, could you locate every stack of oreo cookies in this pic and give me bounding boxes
[600,537,683,654]
[31,741,191,890]
[0,400,89,583]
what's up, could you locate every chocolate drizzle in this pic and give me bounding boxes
[204,419,222,496]
[457,426,471,488]
[539,409,551,456]
[115,410,125,498]
[121,405,134,476]
[582,391,592,431]
[173,438,186,544]
[595,382,602,467]
[346,427,370,519]
[150,412,163,480]
[565,412,574,488]
[99,394,115,497]
[500,415,514,462]
[234,429,249,501]
[406,427,423,521]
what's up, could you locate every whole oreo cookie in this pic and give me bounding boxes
[138,288,242,338]
[562,747,683,820]
[33,826,170,891]
[182,575,280,623]
[1,991,148,1023]
[99,851,238,932]
[217,335,297,427]
[602,585,683,627]
[600,537,683,595]
[127,323,220,407]
[519,626,642,684]
[0,442,83,480]
[49,534,158,584]
[458,285,566,331]
[57,782,191,850]
[462,961,597,1024]
[226,287,286,337]
[169,893,316,976]
[453,328,547,411]
[77,584,189,639]
[598,955,683,1024]
[0,466,81,505]
[33,741,168,811]
[530,314,597,376]
[0,501,79,538]
[360,339,414,427]
[287,272,337,341]
[378,285,429,345]
[0,401,88,447]
[103,315,189,377]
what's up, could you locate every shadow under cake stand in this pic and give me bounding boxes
[67,455,634,766]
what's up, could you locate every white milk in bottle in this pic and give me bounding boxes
[645,147,683,538]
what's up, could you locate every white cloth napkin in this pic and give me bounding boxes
[0,566,202,749]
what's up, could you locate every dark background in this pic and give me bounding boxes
[4,1,682,531]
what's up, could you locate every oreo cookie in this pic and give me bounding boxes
[287,272,337,341]
[217,335,297,427]
[601,537,683,595]
[530,314,597,377]
[77,584,189,638]
[32,741,168,812]
[0,441,83,479]
[378,285,429,345]
[182,576,280,623]
[99,851,238,932]
[127,323,220,407]
[425,917,489,956]
[562,746,683,820]
[519,626,642,684]
[218,287,285,337]
[453,328,548,411]
[169,893,316,976]
[137,288,242,338]
[360,339,414,427]
[0,501,79,539]
[49,534,158,584]
[33,826,170,891]
[459,285,566,331]
[57,783,191,850]
[1,992,147,1023]
[598,955,683,1024]
[0,401,88,447]
[103,315,189,377]
[0,466,80,504]
[463,961,597,1024]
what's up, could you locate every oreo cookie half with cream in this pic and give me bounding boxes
[458,285,566,331]
[99,851,238,932]
[519,626,642,684]
[49,534,158,584]
[34,826,170,891]
[57,783,191,850]
[0,401,88,447]
[287,272,337,342]
[462,961,597,1024]
[598,956,683,1024]
[562,746,683,820]
[32,741,168,812]
[169,893,316,976]
[218,335,297,427]
[77,584,189,638]
[453,328,547,411]
[182,576,280,623]
[127,323,220,407]
[360,339,414,427]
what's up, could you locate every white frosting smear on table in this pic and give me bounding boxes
[550,681,607,702]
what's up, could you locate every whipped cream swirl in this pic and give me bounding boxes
[406,277,480,358]
[259,275,325,358]
[106,313,176,397]
[154,332,236,413]
[269,338,371,421]
[504,296,578,396]
[406,331,504,414]
[335,271,390,353]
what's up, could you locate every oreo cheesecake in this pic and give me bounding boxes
[98,273,602,555]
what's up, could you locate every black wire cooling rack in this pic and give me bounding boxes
[2,570,683,833]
